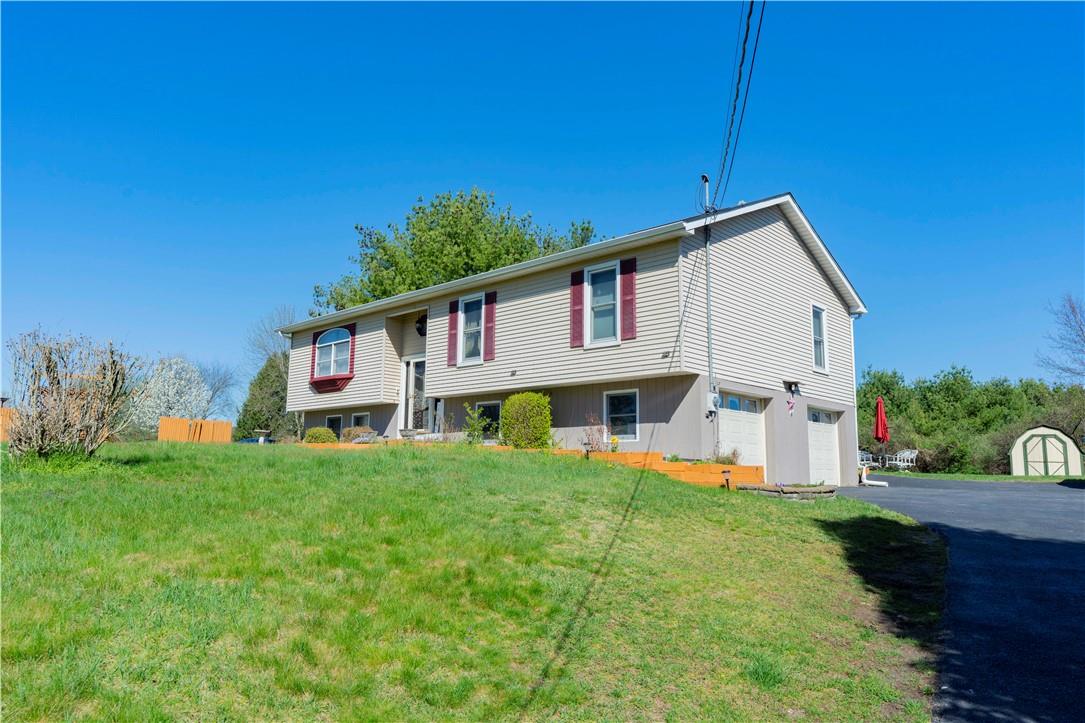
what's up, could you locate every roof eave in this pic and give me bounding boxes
[277,221,693,334]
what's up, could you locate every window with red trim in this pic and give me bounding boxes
[310,323,356,392]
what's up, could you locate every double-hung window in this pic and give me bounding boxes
[587,262,618,345]
[459,294,483,364]
[604,389,639,441]
[316,328,351,377]
[811,305,827,372]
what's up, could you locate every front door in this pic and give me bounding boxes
[401,357,432,433]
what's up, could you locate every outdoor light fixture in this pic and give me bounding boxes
[783,380,801,395]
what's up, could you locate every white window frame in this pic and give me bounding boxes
[315,327,351,378]
[351,412,371,428]
[457,293,485,366]
[721,393,761,414]
[325,415,343,439]
[603,388,639,442]
[584,260,621,348]
[808,408,836,424]
[475,400,502,438]
[811,303,829,374]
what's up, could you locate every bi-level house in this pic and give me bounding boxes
[280,193,867,486]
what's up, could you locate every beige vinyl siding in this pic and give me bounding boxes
[400,312,427,358]
[286,315,389,412]
[426,240,683,398]
[679,206,856,406]
[301,403,398,438]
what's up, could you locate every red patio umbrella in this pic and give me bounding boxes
[873,396,890,444]
[873,396,890,464]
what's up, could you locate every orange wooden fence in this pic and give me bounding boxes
[0,408,11,443]
[157,416,232,444]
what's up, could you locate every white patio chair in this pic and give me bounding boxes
[887,449,918,469]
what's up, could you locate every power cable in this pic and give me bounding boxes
[718,0,766,205]
[710,0,756,209]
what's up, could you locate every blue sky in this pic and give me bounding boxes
[3,2,1082,406]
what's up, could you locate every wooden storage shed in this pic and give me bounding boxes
[1009,425,1083,477]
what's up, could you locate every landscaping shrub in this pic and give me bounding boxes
[462,404,488,445]
[303,427,338,444]
[341,426,375,443]
[500,392,552,448]
[6,330,146,460]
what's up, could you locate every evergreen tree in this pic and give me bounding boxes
[235,352,299,440]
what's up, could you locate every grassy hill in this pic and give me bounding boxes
[3,443,943,720]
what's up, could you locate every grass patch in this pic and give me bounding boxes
[873,470,1077,483]
[3,443,943,720]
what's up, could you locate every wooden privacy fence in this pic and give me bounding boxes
[0,408,11,442]
[158,416,232,444]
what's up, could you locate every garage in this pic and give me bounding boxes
[717,393,766,466]
[807,408,840,485]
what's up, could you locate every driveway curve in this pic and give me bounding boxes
[842,477,1085,723]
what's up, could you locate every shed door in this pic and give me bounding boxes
[807,409,840,485]
[717,394,765,466]
[1024,435,1067,476]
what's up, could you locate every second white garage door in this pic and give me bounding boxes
[807,409,840,485]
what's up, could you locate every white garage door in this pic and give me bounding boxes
[807,409,840,485]
[718,394,765,466]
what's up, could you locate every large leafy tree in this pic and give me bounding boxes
[312,188,594,314]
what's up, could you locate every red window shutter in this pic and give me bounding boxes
[569,270,584,348]
[483,291,497,361]
[620,257,637,340]
[447,300,459,366]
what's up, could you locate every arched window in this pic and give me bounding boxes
[315,327,351,377]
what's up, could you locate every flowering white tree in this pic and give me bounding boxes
[132,356,213,432]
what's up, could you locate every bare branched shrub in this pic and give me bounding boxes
[7,330,146,459]
[580,412,609,452]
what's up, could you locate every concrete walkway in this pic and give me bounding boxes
[842,476,1085,722]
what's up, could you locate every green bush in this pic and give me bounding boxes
[500,392,551,449]
[341,426,375,443]
[304,427,338,444]
[462,404,488,445]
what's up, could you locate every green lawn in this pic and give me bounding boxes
[4,443,944,720]
[872,469,1078,483]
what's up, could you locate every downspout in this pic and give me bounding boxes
[704,225,719,457]
[850,312,860,480]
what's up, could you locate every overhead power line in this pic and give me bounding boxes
[709,0,766,211]
[719,0,766,206]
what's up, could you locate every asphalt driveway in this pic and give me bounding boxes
[842,476,1085,723]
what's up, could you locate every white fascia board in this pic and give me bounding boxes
[278,221,692,334]
[684,194,868,316]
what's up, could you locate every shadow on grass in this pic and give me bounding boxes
[520,428,664,718]
[820,515,1085,722]
[817,516,945,653]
